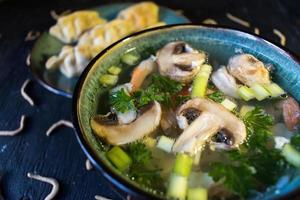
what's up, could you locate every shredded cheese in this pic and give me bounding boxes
[26,54,31,66]
[95,195,112,200]
[273,29,286,46]
[0,115,25,136]
[202,18,218,25]
[25,31,40,41]
[85,159,93,170]
[27,173,59,200]
[21,79,34,106]
[46,120,73,136]
[226,13,250,27]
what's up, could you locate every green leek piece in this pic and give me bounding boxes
[264,83,285,98]
[187,187,208,200]
[167,173,188,200]
[282,144,300,168]
[191,64,213,98]
[239,105,255,117]
[107,66,122,75]
[121,53,140,66]
[250,83,270,101]
[173,153,193,177]
[156,136,175,153]
[99,74,118,87]
[220,98,237,111]
[106,146,132,171]
[238,86,255,101]
[143,137,157,148]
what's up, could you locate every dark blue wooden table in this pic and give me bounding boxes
[0,0,300,199]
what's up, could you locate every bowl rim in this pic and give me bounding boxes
[72,23,300,200]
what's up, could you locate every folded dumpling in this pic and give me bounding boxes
[117,2,159,31]
[49,11,106,43]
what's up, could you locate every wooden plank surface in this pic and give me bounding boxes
[0,0,299,199]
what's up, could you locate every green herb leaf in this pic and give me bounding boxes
[243,107,274,148]
[207,91,225,103]
[134,75,183,107]
[209,107,288,198]
[290,134,300,151]
[127,141,165,192]
[127,142,152,165]
[209,162,255,197]
[110,88,135,113]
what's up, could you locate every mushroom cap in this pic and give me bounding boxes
[227,54,270,86]
[173,98,246,153]
[156,41,206,83]
[91,101,162,145]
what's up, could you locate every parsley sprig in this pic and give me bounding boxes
[209,107,288,198]
[110,75,184,113]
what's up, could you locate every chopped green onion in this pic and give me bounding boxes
[250,83,270,101]
[220,98,237,111]
[264,83,285,98]
[121,53,140,66]
[142,137,157,148]
[187,188,208,200]
[106,146,132,171]
[173,153,193,177]
[238,86,255,101]
[107,66,122,75]
[191,64,213,98]
[167,173,188,200]
[156,135,175,153]
[99,74,118,87]
[282,144,300,168]
[239,105,255,117]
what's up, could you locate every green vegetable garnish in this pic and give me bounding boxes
[134,74,183,107]
[99,74,118,87]
[106,146,132,171]
[127,142,164,192]
[209,107,288,198]
[110,88,135,113]
[128,142,152,165]
[107,65,122,75]
[207,91,225,103]
[290,134,300,152]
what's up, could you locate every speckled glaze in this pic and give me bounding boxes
[73,24,300,200]
[29,3,190,98]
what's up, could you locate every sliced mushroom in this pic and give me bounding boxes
[227,54,271,86]
[211,66,240,98]
[156,41,206,83]
[173,98,246,154]
[91,101,162,145]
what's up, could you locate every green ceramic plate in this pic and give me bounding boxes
[73,24,300,200]
[29,3,190,98]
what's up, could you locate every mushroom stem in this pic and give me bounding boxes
[173,112,222,154]
[173,98,247,154]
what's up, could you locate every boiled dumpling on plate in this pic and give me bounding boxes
[117,2,159,31]
[49,11,106,43]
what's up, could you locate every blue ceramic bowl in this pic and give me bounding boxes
[73,24,300,200]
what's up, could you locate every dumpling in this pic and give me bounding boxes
[49,11,106,43]
[46,45,93,77]
[78,19,134,51]
[117,2,159,31]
